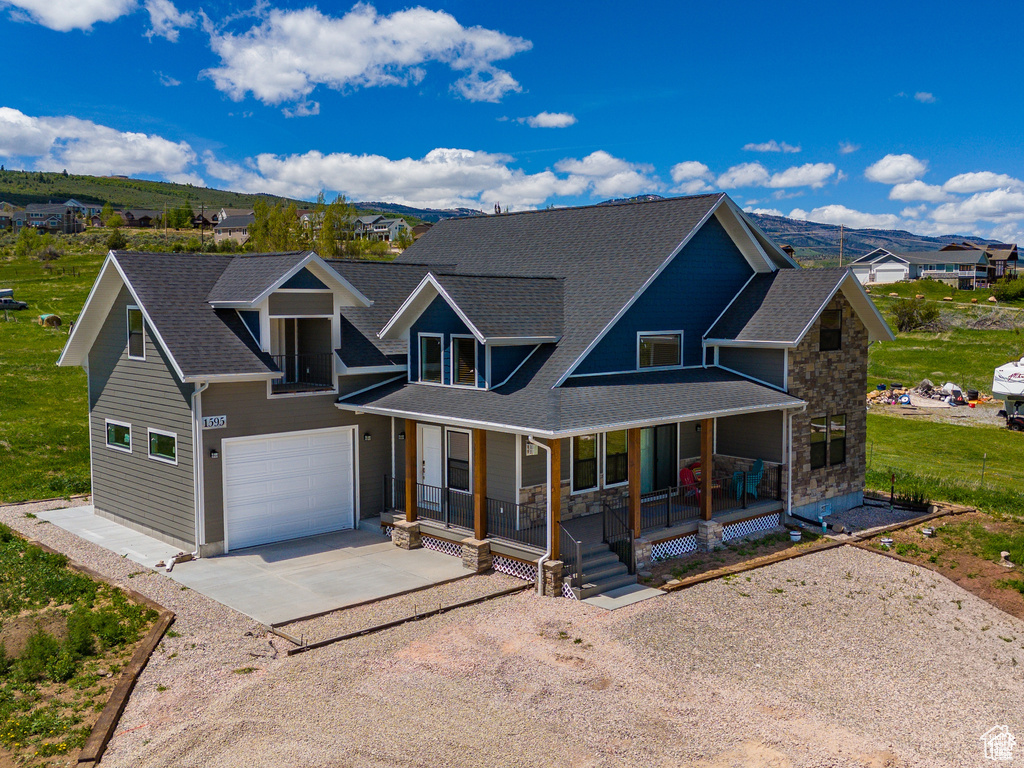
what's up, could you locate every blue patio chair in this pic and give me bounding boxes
[732,459,764,500]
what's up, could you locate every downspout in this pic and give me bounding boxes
[527,435,551,595]
[190,381,210,558]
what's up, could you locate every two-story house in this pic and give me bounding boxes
[352,215,410,242]
[58,194,892,598]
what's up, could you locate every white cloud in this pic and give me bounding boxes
[202,4,531,109]
[282,100,320,118]
[717,162,770,189]
[156,71,180,87]
[901,205,927,218]
[914,91,936,103]
[742,140,800,153]
[669,161,713,194]
[766,162,835,189]
[717,161,834,189]
[888,180,949,202]
[520,112,576,128]
[744,207,784,216]
[788,204,901,230]
[943,171,1024,194]
[1,0,135,31]
[839,141,860,155]
[931,189,1024,227]
[0,106,196,179]
[144,0,194,41]
[205,147,657,209]
[864,153,928,184]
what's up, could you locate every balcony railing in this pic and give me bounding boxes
[270,352,335,394]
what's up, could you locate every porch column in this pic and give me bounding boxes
[700,418,713,521]
[627,428,641,537]
[473,429,487,540]
[404,418,417,522]
[550,438,561,561]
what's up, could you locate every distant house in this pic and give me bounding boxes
[63,199,104,217]
[23,204,79,234]
[122,210,161,228]
[217,207,253,225]
[850,247,992,290]
[941,240,1019,281]
[213,213,255,244]
[353,214,410,242]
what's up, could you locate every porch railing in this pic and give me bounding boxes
[270,352,334,394]
[603,496,636,575]
[486,498,546,549]
[711,461,783,514]
[640,461,784,528]
[560,523,583,590]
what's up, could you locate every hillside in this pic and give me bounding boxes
[0,169,300,212]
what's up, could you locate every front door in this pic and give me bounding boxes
[640,424,677,494]
[418,424,443,509]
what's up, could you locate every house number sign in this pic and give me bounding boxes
[202,415,227,429]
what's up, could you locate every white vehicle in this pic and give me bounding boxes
[992,356,1024,404]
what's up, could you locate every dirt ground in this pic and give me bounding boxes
[862,511,1024,620]
[647,530,821,585]
[869,398,1008,427]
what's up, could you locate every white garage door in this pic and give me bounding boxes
[223,427,356,551]
[851,266,872,284]
[872,265,907,284]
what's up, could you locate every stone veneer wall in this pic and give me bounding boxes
[520,480,628,520]
[787,291,868,514]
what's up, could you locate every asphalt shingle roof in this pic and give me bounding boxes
[430,273,563,340]
[705,268,848,344]
[113,252,277,378]
[214,214,255,229]
[339,364,803,435]
[206,252,311,303]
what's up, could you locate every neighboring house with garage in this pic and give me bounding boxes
[58,194,892,599]
[851,247,992,289]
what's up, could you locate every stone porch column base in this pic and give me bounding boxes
[461,538,492,572]
[542,559,564,598]
[696,520,724,552]
[633,537,653,571]
[392,520,422,550]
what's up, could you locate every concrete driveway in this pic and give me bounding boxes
[39,506,469,625]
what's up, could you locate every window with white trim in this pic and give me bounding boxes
[127,306,145,360]
[105,420,131,452]
[451,336,477,387]
[638,332,682,369]
[419,334,442,383]
[809,413,846,469]
[148,429,177,464]
[604,430,628,486]
[572,434,599,493]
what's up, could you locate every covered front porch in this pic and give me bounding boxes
[381,413,788,595]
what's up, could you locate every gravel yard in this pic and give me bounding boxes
[3,499,1022,768]
[822,500,930,533]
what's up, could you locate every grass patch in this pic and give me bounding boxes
[0,523,157,765]
[997,579,1024,596]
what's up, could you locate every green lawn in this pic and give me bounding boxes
[868,328,1024,395]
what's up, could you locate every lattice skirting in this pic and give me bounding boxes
[381,524,394,538]
[651,534,698,561]
[422,535,462,558]
[723,513,782,542]
[562,581,578,600]
[493,555,538,582]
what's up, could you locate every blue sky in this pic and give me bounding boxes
[2,0,1023,242]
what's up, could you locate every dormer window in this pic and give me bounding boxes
[638,332,682,370]
[451,336,477,387]
[420,334,443,383]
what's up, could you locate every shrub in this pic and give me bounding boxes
[18,627,61,681]
[46,649,78,682]
[891,297,940,332]
[992,276,1024,302]
[92,608,131,648]
[65,605,95,659]
[106,230,128,250]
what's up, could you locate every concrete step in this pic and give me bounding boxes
[576,572,638,600]
[582,561,629,584]
[579,550,620,570]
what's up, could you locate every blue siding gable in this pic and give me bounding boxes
[281,267,329,290]
[409,295,486,386]
[573,216,754,374]
[488,344,532,387]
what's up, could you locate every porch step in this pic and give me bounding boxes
[577,573,638,600]
[570,540,637,600]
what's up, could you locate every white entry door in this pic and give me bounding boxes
[222,427,356,551]
[418,425,443,509]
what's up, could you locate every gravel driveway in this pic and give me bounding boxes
[3,498,1022,767]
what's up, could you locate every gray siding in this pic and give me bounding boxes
[201,383,391,544]
[486,431,516,503]
[269,291,333,316]
[718,347,786,389]
[716,410,784,463]
[679,420,701,460]
[520,437,547,488]
[88,285,195,547]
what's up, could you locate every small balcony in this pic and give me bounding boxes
[270,352,335,394]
